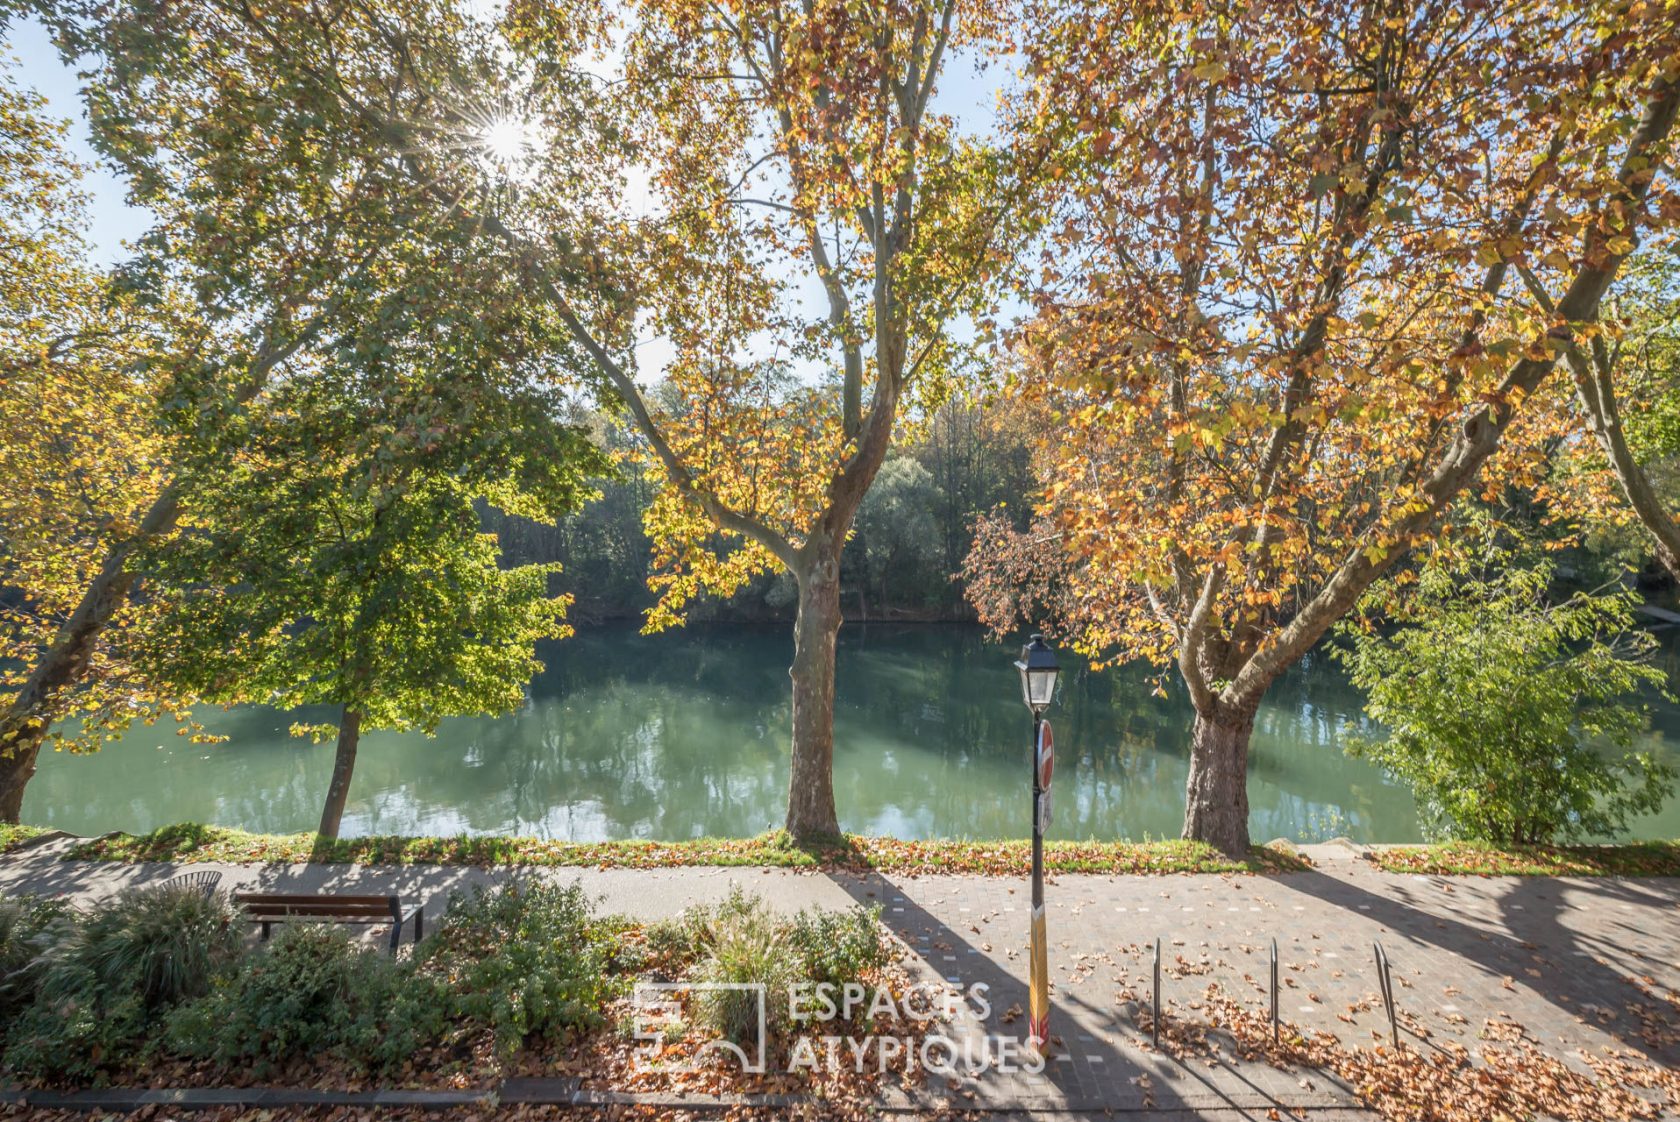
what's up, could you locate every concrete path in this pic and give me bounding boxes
[4,835,1678,1119]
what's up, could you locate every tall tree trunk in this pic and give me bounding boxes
[0,488,183,823]
[317,706,362,839]
[785,547,842,840]
[1182,699,1257,858]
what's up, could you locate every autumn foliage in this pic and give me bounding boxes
[968,0,1680,853]
[0,64,178,760]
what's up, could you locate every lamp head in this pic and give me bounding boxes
[1014,633,1060,714]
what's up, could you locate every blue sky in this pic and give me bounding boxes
[4,12,1011,387]
[6,15,150,264]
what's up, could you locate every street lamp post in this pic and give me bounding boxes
[1015,633,1059,1054]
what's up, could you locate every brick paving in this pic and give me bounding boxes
[3,835,1677,1119]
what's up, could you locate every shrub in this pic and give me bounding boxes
[71,883,243,1009]
[415,880,617,1055]
[166,924,445,1074]
[0,894,72,1024]
[589,914,666,977]
[4,883,241,1079]
[641,915,700,974]
[691,888,800,1049]
[1338,560,1676,844]
[3,980,150,1080]
[787,904,891,994]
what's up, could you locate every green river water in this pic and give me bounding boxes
[22,622,1680,842]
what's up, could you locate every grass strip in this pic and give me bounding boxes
[1367,840,1680,876]
[64,822,1308,874]
[0,823,48,854]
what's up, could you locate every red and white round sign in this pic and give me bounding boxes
[1036,721,1054,790]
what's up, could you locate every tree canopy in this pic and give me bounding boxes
[0,0,615,821]
[3,0,1678,849]
[1339,551,1674,845]
[968,0,1680,853]
[0,56,184,764]
[138,237,608,835]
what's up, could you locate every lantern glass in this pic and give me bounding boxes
[1023,666,1057,709]
[1014,634,1060,713]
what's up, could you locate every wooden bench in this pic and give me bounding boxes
[233,892,423,953]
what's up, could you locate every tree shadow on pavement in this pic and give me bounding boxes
[824,866,1363,1120]
[1276,866,1680,1066]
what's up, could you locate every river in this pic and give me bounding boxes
[22,622,1680,842]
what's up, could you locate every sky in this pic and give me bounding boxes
[3,11,1013,387]
[6,15,151,264]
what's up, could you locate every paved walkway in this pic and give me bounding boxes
[4,835,1678,1119]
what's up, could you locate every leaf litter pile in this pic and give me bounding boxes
[1135,979,1680,1121]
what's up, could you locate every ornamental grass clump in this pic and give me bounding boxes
[415,880,618,1056]
[166,923,446,1074]
[685,889,894,1049]
[0,893,73,1022]
[691,888,801,1050]
[70,883,243,1009]
[3,883,242,1080]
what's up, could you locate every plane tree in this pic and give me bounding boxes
[1530,247,1680,579]
[968,0,1680,854]
[137,240,608,838]
[0,0,582,820]
[0,57,183,819]
[107,0,1039,838]
[489,0,1036,836]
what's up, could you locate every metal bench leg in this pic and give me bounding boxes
[389,921,401,954]
[261,921,271,942]
[413,907,423,944]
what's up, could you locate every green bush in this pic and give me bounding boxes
[0,894,72,1023]
[4,981,150,1081]
[641,914,700,974]
[71,884,243,1009]
[415,880,618,1055]
[3,884,242,1079]
[787,904,891,994]
[691,888,800,1048]
[1339,560,1676,844]
[166,924,445,1074]
[589,914,661,976]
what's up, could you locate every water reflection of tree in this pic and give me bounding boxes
[456,627,794,838]
[38,623,1678,843]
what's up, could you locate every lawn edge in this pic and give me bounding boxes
[37,823,1680,877]
[1363,840,1680,877]
[51,822,1308,875]
[0,823,52,855]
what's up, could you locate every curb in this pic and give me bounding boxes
[1,829,74,855]
[0,1081,811,1112]
[0,1089,495,1111]
[0,1087,1374,1116]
